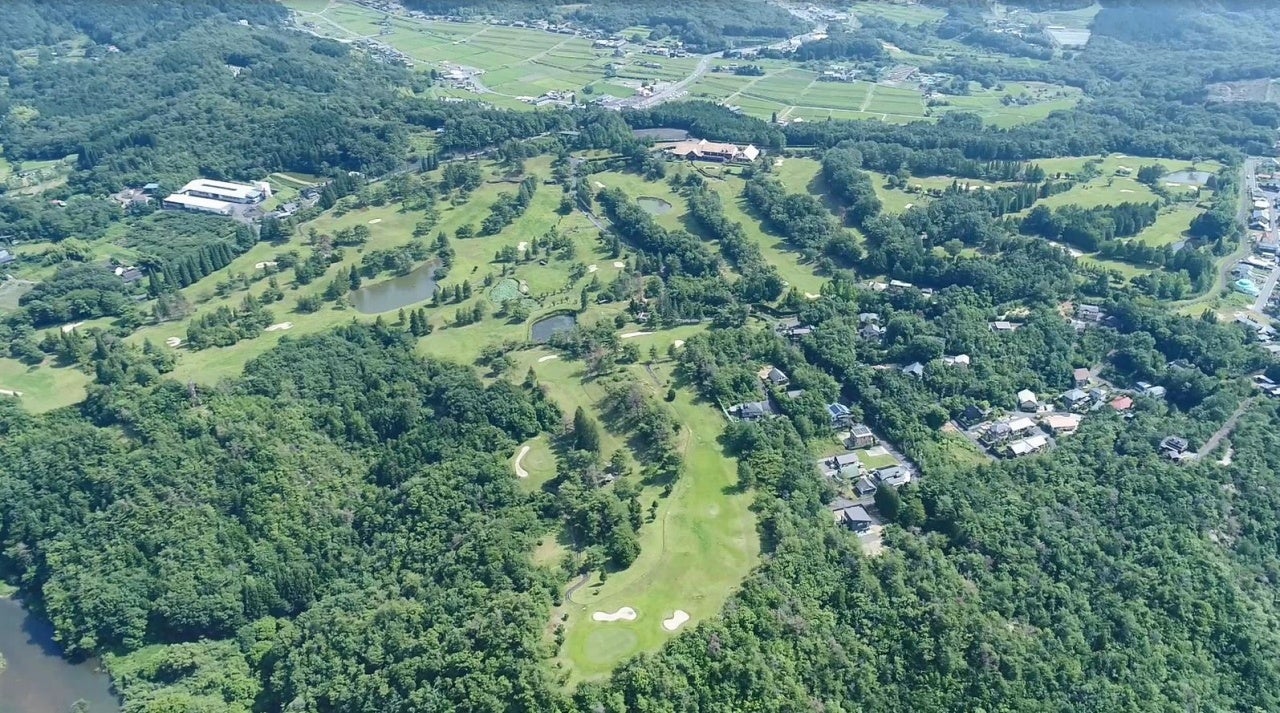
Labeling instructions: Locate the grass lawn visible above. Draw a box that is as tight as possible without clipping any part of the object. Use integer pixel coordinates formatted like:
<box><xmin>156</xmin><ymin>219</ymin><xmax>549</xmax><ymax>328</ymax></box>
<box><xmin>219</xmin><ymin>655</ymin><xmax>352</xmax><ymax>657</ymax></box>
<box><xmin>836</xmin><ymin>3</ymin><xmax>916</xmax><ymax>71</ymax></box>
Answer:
<box><xmin>0</xmin><ymin>357</ymin><xmax>91</xmax><ymax>413</ymax></box>
<box><xmin>1135</xmin><ymin>205</ymin><xmax>1199</xmax><ymax>247</ymax></box>
<box><xmin>553</xmin><ymin>360</ymin><xmax>758</xmax><ymax>683</ymax></box>
<box><xmin>855</xmin><ymin>448</ymin><xmax>898</xmax><ymax>470</ymax></box>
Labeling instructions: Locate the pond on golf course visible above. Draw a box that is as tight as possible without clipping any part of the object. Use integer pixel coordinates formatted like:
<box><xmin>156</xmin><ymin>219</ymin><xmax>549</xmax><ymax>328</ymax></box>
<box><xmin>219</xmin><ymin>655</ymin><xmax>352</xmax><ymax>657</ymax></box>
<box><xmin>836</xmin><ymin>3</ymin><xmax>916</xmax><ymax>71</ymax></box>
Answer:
<box><xmin>350</xmin><ymin>261</ymin><xmax>438</xmax><ymax>314</ymax></box>
<box><xmin>1163</xmin><ymin>170</ymin><xmax>1212</xmax><ymax>186</ymax></box>
<box><xmin>0</xmin><ymin>596</ymin><xmax>120</xmax><ymax>713</ymax></box>
<box><xmin>637</xmin><ymin>197</ymin><xmax>673</xmax><ymax>215</ymax></box>
<box><xmin>530</xmin><ymin>313</ymin><xmax>577</xmax><ymax>343</ymax></box>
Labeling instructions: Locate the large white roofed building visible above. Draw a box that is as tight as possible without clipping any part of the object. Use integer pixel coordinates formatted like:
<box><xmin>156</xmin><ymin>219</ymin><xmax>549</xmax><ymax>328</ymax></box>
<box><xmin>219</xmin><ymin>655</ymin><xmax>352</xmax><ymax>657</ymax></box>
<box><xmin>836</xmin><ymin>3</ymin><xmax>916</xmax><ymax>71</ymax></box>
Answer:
<box><xmin>178</xmin><ymin>178</ymin><xmax>268</xmax><ymax>204</ymax></box>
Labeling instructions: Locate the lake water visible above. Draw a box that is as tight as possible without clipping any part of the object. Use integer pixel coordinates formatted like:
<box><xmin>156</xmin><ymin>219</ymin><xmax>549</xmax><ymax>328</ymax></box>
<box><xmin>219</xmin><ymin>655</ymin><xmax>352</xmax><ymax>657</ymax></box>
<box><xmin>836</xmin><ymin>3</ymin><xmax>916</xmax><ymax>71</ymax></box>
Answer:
<box><xmin>631</xmin><ymin>128</ymin><xmax>688</xmax><ymax>142</ymax></box>
<box><xmin>530</xmin><ymin>313</ymin><xmax>577</xmax><ymax>343</ymax></box>
<box><xmin>637</xmin><ymin>197</ymin><xmax>673</xmax><ymax>215</ymax></box>
<box><xmin>349</xmin><ymin>262</ymin><xmax>438</xmax><ymax>314</ymax></box>
<box><xmin>1163</xmin><ymin>170</ymin><xmax>1212</xmax><ymax>186</ymax></box>
<box><xmin>0</xmin><ymin>597</ymin><xmax>119</xmax><ymax>713</ymax></box>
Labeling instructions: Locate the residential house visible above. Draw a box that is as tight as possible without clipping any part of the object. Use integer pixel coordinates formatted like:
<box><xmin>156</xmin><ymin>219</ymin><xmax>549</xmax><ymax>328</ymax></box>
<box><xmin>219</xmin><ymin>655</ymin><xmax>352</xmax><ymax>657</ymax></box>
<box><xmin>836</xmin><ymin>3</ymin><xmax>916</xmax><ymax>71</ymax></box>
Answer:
<box><xmin>1042</xmin><ymin>413</ymin><xmax>1082</xmax><ymax>436</ymax></box>
<box><xmin>1143</xmin><ymin>385</ymin><xmax>1167</xmax><ymax>399</ymax></box>
<box><xmin>759</xmin><ymin>366</ymin><xmax>790</xmax><ymax>387</ymax></box>
<box><xmin>833</xmin><ymin>503</ymin><xmax>875</xmax><ymax>532</ymax></box>
<box><xmin>985</xmin><ymin>416</ymin><xmax>1037</xmax><ymax>444</ymax></box>
<box><xmin>942</xmin><ymin>354</ymin><xmax>971</xmax><ymax>367</ymax></box>
<box><xmin>902</xmin><ymin>362</ymin><xmax>925</xmax><ymax>378</ymax></box>
<box><xmin>785</xmin><ymin>388</ymin><xmax>806</xmax><ymax>400</ymax></box>
<box><xmin>1006</xmin><ymin>434</ymin><xmax>1050</xmax><ymax>457</ymax></box>
<box><xmin>990</xmin><ymin>320</ymin><xmax>1022</xmax><ymax>333</ymax></box>
<box><xmin>827</xmin><ymin>403</ymin><xmax>853</xmax><ymax>429</ymax></box>
<box><xmin>853</xmin><ymin>476</ymin><xmax>877</xmax><ymax>498</ymax></box>
<box><xmin>1109</xmin><ymin>395</ymin><xmax>1134</xmax><ymax>412</ymax></box>
<box><xmin>780</xmin><ymin>325</ymin><xmax>814</xmax><ymax>341</ymax></box>
<box><xmin>1160</xmin><ymin>436</ymin><xmax>1191</xmax><ymax>461</ymax></box>
<box><xmin>1077</xmin><ymin>304</ymin><xmax>1106</xmax><ymax>322</ymax></box>
<box><xmin>1073</xmin><ymin>367</ymin><xmax>1091</xmax><ymax>387</ymax></box>
<box><xmin>846</xmin><ymin>424</ymin><xmax>876</xmax><ymax>449</ymax></box>
<box><xmin>874</xmin><ymin>465</ymin><xmax>911</xmax><ymax>487</ymax></box>
<box><xmin>730</xmin><ymin>400</ymin><xmax>773</xmax><ymax>422</ymax></box>
<box><xmin>1017</xmin><ymin>389</ymin><xmax>1038</xmax><ymax>411</ymax></box>
<box><xmin>860</xmin><ymin>323</ymin><xmax>886</xmax><ymax>341</ymax></box>
<box><xmin>824</xmin><ymin>453</ymin><xmax>860</xmax><ymax>474</ymax></box>
<box><xmin>858</xmin><ymin>312</ymin><xmax>880</xmax><ymax>324</ymax></box>
<box><xmin>1062</xmin><ymin>388</ymin><xmax>1090</xmax><ymax>409</ymax></box>
<box><xmin>0</xmin><ymin>250</ymin><xmax>14</xmax><ymax>266</ymax></box>
<box><xmin>958</xmin><ymin>404</ymin><xmax>988</xmax><ymax>428</ymax></box>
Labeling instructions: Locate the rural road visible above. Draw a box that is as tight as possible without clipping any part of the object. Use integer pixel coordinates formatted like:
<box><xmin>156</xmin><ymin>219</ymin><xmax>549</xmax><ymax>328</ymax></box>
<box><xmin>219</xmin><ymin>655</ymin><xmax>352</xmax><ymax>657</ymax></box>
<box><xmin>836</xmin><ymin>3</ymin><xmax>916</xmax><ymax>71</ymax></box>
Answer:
<box><xmin>1197</xmin><ymin>396</ymin><xmax>1258</xmax><ymax>458</ymax></box>
<box><xmin>631</xmin><ymin>52</ymin><xmax>717</xmax><ymax>109</ymax></box>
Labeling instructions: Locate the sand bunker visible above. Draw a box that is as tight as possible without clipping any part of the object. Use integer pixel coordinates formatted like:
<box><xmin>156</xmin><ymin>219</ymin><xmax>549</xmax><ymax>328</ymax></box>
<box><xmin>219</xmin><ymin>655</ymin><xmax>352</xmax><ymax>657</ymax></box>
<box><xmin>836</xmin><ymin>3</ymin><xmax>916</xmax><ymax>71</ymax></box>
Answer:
<box><xmin>587</xmin><ymin>264</ymin><xmax>598</xmax><ymax>273</ymax></box>
<box><xmin>517</xmin><ymin>241</ymin><xmax>529</xmax><ymax>252</ymax></box>
<box><xmin>673</xmin><ymin>339</ymin><xmax>685</xmax><ymax>348</ymax></box>
<box><xmin>165</xmin><ymin>337</ymin><xmax>182</xmax><ymax>348</ymax></box>
<box><xmin>662</xmin><ymin>610</ymin><xmax>690</xmax><ymax>631</ymax></box>
<box><xmin>265</xmin><ymin>322</ymin><xmax>294</xmax><ymax>332</ymax></box>
<box><xmin>0</xmin><ymin>389</ymin><xmax>23</xmax><ymax>398</ymax></box>
<box><xmin>537</xmin><ymin>354</ymin><xmax>559</xmax><ymax>363</ymax></box>
<box><xmin>368</xmin><ymin>218</ymin><xmax>383</xmax><ymax>224</ymax></box>
<box><xmin>592</xmin><ymin>607</ymin><xmax>637</xmax><ymax>622</ymax></box>
<box><xmin>1119</xmin><ymin>189</ymin><xmax>1134</xmax><ymax>193</ymax></box>
<box><xmin>513</xmin><ymin>445</ymin><xmax>531</xmax><ymax>478</ymax></box>
<box><xmin>804</xmin><ymin>293</ymin><xmax>820</xmax><ymax>300</ymax></box>
<box><xmin>254</xmin><ymin>261</ymin><xmax>278</xmax><ymax>270</ymax></box>
<box><xmin>593</xmin><ymin>181</ymin><xmax>606</xmax><ymax>189</ymax></box>
<box><xmin>60</xmin><ymin>321</ymin><xmax>84</xmax><ymax>334</ymax></box>
<box><xmin>613</xmin><ymin>261</ymin><xmax>625</xmax><ymax>268</ymax></box>
<box><xmin>621</xmin><ymin>331</ymin><xmax>652</xmax><ymax>339</ymax></box>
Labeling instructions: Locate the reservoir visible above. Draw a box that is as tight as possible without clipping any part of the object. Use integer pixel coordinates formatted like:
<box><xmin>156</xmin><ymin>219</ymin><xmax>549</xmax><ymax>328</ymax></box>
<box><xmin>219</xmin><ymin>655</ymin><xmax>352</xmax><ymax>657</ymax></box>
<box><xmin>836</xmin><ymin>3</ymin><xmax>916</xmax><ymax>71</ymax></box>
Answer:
<box><xmin>0</xmin><ymin>597</ymin><xmax>119</xmax><ymax>713</ymax></box>
<box><xmin>530</xmin><ymin>313</ymin><xmax>577</xmax><ymax>343</ymax></box>
<box><xmin>349</xmin><ymin>262</ymin><xmax>438</xmax><ymax>314</ymax></box>
<box><xmin>1163</xmin><ymin>170</ymin><xmax>1212</xmax><ymax>186</ymax></box>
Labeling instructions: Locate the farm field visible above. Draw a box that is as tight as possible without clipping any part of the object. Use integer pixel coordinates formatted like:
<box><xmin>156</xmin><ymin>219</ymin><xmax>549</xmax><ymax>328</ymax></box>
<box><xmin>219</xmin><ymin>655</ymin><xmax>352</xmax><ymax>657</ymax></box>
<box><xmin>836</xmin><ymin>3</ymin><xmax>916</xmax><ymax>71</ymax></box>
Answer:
<box><xmin>284</xmin><ymin>0</ymin><xmax>697</xmax><ymax>103</ymax></box>
<box><xmin>850</xmin><ymin>1</ymin><xmax>947</xmax><ymax>25</ymax></box>
<box><xmin>551</xmin><ymin>359</ymin><xmax>758</xmax><ymax>683</ymax></box>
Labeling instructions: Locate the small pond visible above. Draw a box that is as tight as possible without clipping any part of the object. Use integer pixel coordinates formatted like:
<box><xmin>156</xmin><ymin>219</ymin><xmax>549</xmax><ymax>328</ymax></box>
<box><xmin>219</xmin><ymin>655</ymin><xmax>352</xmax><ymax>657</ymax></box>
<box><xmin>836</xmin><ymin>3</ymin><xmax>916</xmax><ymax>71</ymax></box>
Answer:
<box><xmin>349</xmin><ymin>262</ymin><xmax>438</xmax><ymax>314</ymax></box>
<box><xmin>530</xmin><ymin>313</ymin><xmax>577</xmax><ymax>343</ymax></box>
<box><xmin>0</xmin><ymin>596</ymin><xmax>120</xmax><ymax>713</ymax></box>
<box><xmin>637</xmin><ymin>197</ymin><xmax>673</xmax><ymax>216</ymax></box>
<box><xmin>1163</xmin><ymin>170</ymin><xmax>1213</xmax><ymax>186</ymax></box>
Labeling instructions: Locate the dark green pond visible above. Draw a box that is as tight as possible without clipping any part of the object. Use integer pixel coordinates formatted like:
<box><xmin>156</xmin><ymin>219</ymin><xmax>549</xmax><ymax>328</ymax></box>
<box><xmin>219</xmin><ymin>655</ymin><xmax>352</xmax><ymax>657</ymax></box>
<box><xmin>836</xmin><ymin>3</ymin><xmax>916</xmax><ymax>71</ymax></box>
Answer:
<box><xmin>0</xmin><ymin>597</ymin><xmax>119</xmax><ymax>713</ymax></box>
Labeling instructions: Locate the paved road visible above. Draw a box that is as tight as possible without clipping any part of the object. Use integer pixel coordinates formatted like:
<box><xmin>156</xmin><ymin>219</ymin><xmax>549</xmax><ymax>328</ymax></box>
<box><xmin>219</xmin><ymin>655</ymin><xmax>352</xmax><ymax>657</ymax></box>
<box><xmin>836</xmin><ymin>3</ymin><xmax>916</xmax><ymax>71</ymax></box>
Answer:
<box><xmin>1197</xmin><ymin>396</ymin><xmax>1259</xmax><ymax>458</ymax></box>
<box><xmin>1172</xmin><ymin>158</ymin><xmax>1254</xmax><ymax>311</ymax></box>
<box><xmin>630</xmin><ymin>52</ymin><xmax>718</xmax><ymax>109</ymax></box>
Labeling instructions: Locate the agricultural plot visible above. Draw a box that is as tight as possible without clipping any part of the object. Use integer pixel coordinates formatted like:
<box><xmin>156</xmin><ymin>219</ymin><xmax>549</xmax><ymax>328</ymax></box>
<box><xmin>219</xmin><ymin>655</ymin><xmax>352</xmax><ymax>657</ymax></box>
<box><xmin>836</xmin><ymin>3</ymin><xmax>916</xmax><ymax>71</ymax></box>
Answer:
<box><xmin>850</xmin><ymin>1</ymin><xmax>947</xmax><ymax>25</ymax></box>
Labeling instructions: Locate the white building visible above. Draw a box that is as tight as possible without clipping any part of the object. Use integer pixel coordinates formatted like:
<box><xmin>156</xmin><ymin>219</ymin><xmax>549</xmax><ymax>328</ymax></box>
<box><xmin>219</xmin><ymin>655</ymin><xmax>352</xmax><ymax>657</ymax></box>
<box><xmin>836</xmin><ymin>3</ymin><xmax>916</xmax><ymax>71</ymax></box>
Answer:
<box><xmin>178</xmin><ymin>178</ymin><xmax>268</xmax><ymax>204</ymax></box>
<box><xmin>161</xmin><ymin>193</ymin><xmax>234</xmax><ymax>216</ymax></box>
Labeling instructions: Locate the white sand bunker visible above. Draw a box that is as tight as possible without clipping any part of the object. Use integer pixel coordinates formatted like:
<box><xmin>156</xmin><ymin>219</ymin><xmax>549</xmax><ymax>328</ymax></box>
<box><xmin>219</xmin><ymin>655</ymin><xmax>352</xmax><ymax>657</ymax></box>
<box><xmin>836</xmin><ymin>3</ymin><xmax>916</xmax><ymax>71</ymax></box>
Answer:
<box><xmin>368</xmin><ymin>218</ymin><xmax>383</xmax><ymax>224</ymax></box>
<box><xmin>662</xmin><ymin>610</ymin><xmax>690</xmax><ymax>631</ymax></box>
<box><xmin>612</xmin><ymin>261</ymin><xmax>625</xmax><ymax>268</ymax></box>
<box><xmin>61</xmin><ymin>321</ymin><xmax>84</xmax><ymax>334</ymax></box>
<box><xmin>517</xmin><ymin>241</ymin><xmax>529</xmax><ymax>252</ymax></box>
<box><xmin>265</xmin><ymin>322</ymin><xmax>294</xmax><ymax>332</ymax></box>
<box><xmin>593</xmin><ymin>181</ymin><xmax>606</xmax><ymax>189</ymax></box>
<box><xmin>165</xmin><ymin>337</ymin><xmax>182</xmax><ymax>348</ymax></box>
<box><xmin>0</xmin><ymin>389</ymin><xmax>23</xmax><ymax>398</ymax></box>
<box><xmin>804</xmin><ymin>292</ymin><xmax>820</xmax><ymax>300</ymax></box>
<box><xmin>1119</xmin><ymin>189</ymin><xmax>1134</xmax><ymax>193</ymax></box>
<box><xmin>254</xmin><ymin>261</ymin><xmax>278</xmax><ymax>269</ymax></box>
<box><xmin>513</xmin><ymin>445</ymin><xmax>531</xmax><ymax>478</ymax></box>
<box><xmin>672</xmin><ymin>339</ymin><xmax>685</xmax><ymax>348</ymax></box>
<box><xmin>587</xmin><ymin>264</ymin><xmax>598</xmax><ymax>273</ymax></box>
<box><xmin>537</xmin><ymin>354</ymin><xmax>559</xmax><ymax>362</ymax></box>
<box><xmin>593</xmin><ymin>607</ymin><xmax>637</xmax><ymax>622</ymax></box>
<box><xmin>621</xmin><ymin>331</ymin><xmax>652</xmax><ymax>339</ymax></box>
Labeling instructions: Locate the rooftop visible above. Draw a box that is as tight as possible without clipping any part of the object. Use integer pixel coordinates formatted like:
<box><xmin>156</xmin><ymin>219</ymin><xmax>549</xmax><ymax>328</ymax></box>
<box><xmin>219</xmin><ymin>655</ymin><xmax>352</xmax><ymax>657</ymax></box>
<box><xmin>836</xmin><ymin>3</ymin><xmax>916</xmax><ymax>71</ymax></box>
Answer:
<box><xmin>180</xmin><ymin>178</ymin><xmax>263</xmax><ymax>201</ymax></box>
